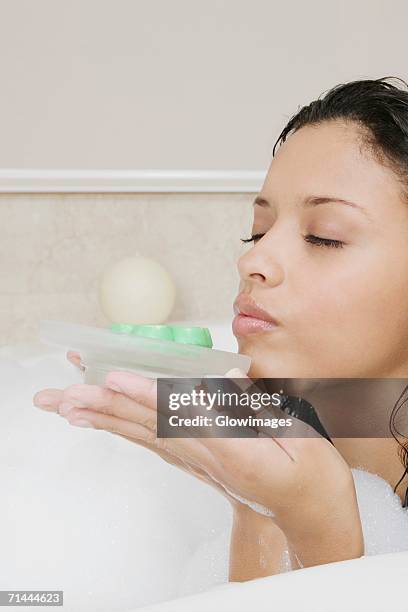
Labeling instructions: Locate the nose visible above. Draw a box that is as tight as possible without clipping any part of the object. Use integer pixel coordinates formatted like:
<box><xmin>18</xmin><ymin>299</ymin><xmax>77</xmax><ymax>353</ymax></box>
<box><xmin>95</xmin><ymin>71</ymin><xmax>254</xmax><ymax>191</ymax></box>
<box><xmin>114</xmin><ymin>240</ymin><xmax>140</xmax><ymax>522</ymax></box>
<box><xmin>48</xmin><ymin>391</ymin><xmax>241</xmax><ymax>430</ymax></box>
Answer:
<box><xmin>237</xmin><ymin>233</ymin><xmax>284</xmax><ymax>288</ymax></box>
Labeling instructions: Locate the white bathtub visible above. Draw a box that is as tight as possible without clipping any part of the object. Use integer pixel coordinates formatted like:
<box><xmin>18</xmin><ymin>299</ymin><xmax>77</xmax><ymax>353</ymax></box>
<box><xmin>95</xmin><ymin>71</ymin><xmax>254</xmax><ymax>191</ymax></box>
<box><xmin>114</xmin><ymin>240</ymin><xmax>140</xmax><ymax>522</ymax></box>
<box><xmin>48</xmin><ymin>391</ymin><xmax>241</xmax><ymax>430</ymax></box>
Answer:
<box><xmin>1</xmin><ymin>320</ymin><xmax>408</xmax><ymax>611</ymax></box>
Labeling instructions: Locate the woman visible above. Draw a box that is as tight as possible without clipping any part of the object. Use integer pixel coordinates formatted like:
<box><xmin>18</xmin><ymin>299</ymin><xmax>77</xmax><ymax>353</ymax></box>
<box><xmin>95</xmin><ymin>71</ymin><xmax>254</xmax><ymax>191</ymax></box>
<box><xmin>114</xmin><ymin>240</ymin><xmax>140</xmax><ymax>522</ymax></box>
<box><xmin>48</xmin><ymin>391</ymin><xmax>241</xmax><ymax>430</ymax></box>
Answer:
<box><xmin>33</xmin><ymin>77</ymin><xmax>408</xmax><ymax>580</ymax></box>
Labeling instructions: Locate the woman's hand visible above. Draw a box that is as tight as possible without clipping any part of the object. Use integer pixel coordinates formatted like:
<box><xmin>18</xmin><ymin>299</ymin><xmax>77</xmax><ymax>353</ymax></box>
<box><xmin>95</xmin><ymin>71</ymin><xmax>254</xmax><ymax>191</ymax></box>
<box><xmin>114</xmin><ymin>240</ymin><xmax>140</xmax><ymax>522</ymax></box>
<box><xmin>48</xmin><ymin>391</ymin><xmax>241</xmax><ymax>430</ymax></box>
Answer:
<box><xmin>33</xmin><ymin>355</ymin><xmax>364</xmax><ymax>568</ymax></box>
<box><xmin>38</xmin><ymin>352</ymin><xmax>245</xmax><ymax>509</ymax></box>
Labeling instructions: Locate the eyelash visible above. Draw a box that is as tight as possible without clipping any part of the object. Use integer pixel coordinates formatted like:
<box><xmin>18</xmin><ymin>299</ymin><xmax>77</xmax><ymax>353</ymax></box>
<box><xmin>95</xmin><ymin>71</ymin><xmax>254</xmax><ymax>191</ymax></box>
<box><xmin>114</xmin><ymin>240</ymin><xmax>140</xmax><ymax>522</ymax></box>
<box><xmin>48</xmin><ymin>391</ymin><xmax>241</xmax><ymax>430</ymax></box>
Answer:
<box><xmin>240</xmin><ymin>233</ymin><xmax>345</xmax><ymax>249</ymax></box>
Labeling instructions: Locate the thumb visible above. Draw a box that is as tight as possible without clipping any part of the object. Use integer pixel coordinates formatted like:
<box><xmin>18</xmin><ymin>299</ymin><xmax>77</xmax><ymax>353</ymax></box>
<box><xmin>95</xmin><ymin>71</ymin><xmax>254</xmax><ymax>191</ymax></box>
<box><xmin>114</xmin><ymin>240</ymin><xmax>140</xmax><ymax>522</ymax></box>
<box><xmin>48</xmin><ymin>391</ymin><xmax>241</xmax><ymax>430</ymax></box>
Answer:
<box><xmin>225</xmin><ymin>367</ymin><xmax>249</xmax><ymax>378</ymax></box>
<box><xmin>224</xmin><ymin>367</ymin><xmax>253</xmax><ymax>393</ymax></box>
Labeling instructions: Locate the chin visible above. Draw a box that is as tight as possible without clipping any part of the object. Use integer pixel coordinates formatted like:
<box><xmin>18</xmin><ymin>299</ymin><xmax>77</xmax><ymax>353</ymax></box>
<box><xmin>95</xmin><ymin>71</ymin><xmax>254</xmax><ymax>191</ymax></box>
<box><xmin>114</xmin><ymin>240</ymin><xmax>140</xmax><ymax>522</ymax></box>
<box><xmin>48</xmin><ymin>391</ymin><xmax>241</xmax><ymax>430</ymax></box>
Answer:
<box><xmin>236</xmin><ymin>340</ymin><xmax>269</xmax><ymax>376</ymax></box>
<box><xmin>237</xmin><ymin>343</ymin><xmax>317</xmax><ymax>379</ymax></box>
<box><xmin>238</xmin><ymin>345</ymin><xmax>283</xmax><ymax>378</ymax></box>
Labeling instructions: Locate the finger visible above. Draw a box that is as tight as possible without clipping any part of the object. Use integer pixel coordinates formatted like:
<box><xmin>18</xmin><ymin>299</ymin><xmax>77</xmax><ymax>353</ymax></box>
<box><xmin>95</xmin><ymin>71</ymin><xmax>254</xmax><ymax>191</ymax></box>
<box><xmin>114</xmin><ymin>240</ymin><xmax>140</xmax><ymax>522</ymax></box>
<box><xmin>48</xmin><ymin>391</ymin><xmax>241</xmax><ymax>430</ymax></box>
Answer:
<box><xmin>58</xmin><ymin>383</ymin><xmax>157</xmax><ymax>430</ymax></box>
<box><xmin>64</xmin><ymin>406</ymin><xmax>157</xmax><ymax>442</ymax></box>
<box><xmin>104</xmin><ymin>371</ymin><xmax>157</xmax><ymax>409</ymax></box>
<box><xmin>60</xmin><ymin>383</ymin><xmax>117</xmax><ymax>410</ymax></box>
<box><xmin>33</xmin><ymin>388</ymin><xmax>64</xmax><ymax>412</ymax></box>
<box><xmin>67</xmin><ymin>351</ymin><xmax>85</xmax><ymax>371</ymax></box>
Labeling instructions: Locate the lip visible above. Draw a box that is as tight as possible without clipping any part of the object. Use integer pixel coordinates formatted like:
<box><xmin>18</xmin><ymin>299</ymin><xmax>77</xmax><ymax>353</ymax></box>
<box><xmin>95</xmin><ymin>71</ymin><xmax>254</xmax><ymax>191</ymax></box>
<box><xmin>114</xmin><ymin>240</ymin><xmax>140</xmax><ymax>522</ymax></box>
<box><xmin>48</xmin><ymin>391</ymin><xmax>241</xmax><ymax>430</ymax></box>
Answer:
<box><xmin>232</xmin><ymin>294</ymin><xmax>280</xmax><ymax>336</ymax></box>
<box><xmin>233</xmin><ymin>294</ymin><xmax>280</xmax><ymax>324</ymax></box>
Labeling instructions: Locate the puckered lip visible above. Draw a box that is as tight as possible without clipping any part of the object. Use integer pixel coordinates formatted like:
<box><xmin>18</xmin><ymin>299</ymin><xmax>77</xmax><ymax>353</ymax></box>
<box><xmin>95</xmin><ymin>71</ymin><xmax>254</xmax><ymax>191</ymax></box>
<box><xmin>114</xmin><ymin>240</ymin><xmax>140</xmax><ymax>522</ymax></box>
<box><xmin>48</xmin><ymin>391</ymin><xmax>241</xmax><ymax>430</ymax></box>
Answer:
<box><xmin>233</xmin><ymin>293</ymin><xmax>280</xmax><ymax>325</ymax></box>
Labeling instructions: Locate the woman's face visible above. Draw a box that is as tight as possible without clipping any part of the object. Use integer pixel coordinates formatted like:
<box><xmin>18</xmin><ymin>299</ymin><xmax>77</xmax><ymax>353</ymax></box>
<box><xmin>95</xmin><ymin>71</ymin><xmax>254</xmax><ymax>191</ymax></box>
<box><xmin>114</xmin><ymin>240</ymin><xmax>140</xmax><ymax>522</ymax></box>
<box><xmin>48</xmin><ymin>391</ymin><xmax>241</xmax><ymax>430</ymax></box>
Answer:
<box><xmin>234</xmin><ymin>120</ymin><xmax>408</xmax><ymax>378</ymax></box>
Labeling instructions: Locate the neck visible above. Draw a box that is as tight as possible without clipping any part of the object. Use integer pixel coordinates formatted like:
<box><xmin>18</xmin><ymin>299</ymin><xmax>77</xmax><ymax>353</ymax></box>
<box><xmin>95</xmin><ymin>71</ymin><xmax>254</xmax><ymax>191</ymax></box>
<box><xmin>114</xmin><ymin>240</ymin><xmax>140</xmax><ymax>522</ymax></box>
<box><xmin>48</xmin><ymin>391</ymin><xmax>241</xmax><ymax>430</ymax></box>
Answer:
<box><xmin>301</xmin><ymin>378</ymin><xmax>408</xmax><ymax>438</ymax></box>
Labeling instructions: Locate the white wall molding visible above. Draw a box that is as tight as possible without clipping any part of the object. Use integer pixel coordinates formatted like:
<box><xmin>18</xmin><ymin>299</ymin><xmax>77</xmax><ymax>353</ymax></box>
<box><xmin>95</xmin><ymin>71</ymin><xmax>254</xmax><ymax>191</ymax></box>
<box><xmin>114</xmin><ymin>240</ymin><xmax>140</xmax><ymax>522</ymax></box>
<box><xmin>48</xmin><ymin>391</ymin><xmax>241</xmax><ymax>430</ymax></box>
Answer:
<box><xmin>0</xmin><ymin>169</ymin><xmax>264</xmax><ymax>193</ymax></box>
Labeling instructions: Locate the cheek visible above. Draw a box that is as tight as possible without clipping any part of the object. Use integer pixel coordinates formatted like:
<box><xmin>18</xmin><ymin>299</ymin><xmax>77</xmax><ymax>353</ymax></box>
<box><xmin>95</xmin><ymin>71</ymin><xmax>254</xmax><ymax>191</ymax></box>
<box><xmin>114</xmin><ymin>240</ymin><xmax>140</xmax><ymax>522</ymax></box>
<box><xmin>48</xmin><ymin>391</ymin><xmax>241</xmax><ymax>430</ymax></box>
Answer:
<box><xmin>294</xmin><ymin>254</ymin><xmax>408</xmax><ymax>374</ymax></box>
<box><xmin>306</xmin><ymin>252</ymin><xmax>408</xmax><ymax>326</ymax></box>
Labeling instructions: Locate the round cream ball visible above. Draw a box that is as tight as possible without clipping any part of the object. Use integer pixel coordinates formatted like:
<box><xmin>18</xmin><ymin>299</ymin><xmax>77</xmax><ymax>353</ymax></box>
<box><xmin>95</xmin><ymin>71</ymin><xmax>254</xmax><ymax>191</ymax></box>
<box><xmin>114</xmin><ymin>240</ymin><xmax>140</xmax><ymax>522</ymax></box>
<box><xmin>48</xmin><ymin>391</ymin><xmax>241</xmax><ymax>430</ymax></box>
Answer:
<box><xmin>99</xmin><ymin>256</ymin><xmax>176</xmax><ymax>324</ymax></box>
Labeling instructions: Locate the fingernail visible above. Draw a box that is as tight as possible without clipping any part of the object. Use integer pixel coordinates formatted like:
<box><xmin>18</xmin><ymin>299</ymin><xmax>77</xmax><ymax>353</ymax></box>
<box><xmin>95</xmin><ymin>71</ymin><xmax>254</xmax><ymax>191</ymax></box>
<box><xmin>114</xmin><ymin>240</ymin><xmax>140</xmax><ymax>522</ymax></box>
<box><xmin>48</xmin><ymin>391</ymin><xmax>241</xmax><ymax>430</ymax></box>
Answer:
<box><xmin>69</xmin><ymin>419</ymin><xmax>94</xmax><ymax>428</ymax></box>
<box><xmin>58</xmin><ymin>402</ymin><xmax>75</xmax><ymax>416</ymax></box>
<box><xmin>33</xmin><ymin>392</ymin><xmax>54</xmax><ymax>408</ymax></box>
<box><xmin>34</xmin><ymin>400</ymin><xmax>52</xmax><ymax>410</ymax></box>
<box><xmin>105</xmin><ymin>382</ymin><xmax>122</xmax><ymax>392</ymax></box>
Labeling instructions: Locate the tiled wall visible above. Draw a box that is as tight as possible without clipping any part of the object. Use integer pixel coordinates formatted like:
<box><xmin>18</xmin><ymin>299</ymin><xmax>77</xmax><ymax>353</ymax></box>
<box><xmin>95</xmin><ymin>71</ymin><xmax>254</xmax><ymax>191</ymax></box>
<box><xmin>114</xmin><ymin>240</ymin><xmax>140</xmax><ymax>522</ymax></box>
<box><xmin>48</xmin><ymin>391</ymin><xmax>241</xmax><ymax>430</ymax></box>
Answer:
<box><xmin>1</xmin><ymin>193</ymin><xmax>254</xmax><ymax>345</ymax></box>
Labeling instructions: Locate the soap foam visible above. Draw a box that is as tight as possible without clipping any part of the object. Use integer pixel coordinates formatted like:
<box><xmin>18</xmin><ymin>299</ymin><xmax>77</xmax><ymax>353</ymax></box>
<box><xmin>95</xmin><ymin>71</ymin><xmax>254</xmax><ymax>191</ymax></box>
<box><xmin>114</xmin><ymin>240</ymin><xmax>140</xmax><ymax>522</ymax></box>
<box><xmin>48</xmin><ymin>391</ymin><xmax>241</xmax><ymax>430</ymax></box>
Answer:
<box><xmin>352</xmin><ymin>467</ymin><xmax>408</xmax><ymax>555</ymax></box>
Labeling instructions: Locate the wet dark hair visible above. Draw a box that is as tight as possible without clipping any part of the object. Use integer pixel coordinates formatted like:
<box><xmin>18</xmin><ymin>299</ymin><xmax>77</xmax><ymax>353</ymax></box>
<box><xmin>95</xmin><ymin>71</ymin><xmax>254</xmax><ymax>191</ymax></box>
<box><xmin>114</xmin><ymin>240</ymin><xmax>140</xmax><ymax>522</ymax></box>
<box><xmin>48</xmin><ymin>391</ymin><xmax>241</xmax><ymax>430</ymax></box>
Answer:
<box><xmin>272</xmin><ymin>77</ymin><xmax>408</xmax><ymax>506</ymax></box>
<box><xmin>273</xmin><ymin>76</ymin><xmax>408</xmax><ymax>198</ymax></box>
<box><xmin>389</xmin><ymin>385</ymin><xmax>408</xmax><ymax>506</ymax></box>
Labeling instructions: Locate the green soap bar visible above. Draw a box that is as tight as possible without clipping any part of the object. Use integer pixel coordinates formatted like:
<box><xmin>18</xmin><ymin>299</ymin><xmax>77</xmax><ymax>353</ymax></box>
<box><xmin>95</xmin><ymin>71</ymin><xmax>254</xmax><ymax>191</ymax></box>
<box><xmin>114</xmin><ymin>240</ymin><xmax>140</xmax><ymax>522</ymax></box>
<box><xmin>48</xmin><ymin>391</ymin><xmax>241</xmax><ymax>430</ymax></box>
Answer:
<box><xmin>131</xmin><ymin>324</ymin><xmax>174</xmax><ymax>341</ymax></box>
<box><xmin>110</xmin><ymin>323</ymin><xmax>213</xmax><ymax>348</ymax></box>
<box><xmin>110</xmin><ymin>323</ymin><xmax>137</xmax><ymax>334</ymax></box>
<box><xmin>171</xmin><ymin>325</ymin><xmax>213</xmax><ymax>348</ymax></box>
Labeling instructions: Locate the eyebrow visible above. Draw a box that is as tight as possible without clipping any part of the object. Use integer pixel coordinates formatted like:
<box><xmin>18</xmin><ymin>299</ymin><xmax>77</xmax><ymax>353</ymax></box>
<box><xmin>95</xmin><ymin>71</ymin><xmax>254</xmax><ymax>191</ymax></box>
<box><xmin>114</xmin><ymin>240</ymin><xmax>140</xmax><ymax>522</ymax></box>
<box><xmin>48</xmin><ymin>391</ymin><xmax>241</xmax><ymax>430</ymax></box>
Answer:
<box><xmin>253</xmin><ymin>195</ymin><xmax>371</xmax><ymax>218</ymax></box>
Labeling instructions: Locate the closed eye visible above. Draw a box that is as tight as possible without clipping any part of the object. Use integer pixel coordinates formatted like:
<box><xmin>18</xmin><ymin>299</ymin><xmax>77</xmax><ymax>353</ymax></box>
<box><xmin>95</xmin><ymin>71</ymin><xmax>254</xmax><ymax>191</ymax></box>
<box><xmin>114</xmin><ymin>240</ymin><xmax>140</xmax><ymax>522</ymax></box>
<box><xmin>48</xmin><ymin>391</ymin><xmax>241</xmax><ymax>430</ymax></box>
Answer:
<box><xmin>240</xmin><ymin>232</ymin><xmax>265</xmax><ymax>244</ymax></box>
<box><xmin>240</xmin><ymin>233</ymin><xmax>345</xmax><ymax>249</ymax></box>
<box><xmin>303</xmin><ymin>234</ymin><xmax>344</xmax><ymax>249</ymax></box>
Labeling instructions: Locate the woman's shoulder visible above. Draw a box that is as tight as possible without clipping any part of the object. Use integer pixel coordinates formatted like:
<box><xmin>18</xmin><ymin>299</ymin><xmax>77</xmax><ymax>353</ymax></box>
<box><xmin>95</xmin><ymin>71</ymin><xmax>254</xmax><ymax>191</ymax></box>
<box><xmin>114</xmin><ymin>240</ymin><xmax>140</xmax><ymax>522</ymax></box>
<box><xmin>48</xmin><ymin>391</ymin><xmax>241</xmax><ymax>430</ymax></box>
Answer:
<box><xmin>351</xmin><ymin>468</ymin><xmax>408</xmax><ymax>555</ymax></box>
